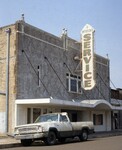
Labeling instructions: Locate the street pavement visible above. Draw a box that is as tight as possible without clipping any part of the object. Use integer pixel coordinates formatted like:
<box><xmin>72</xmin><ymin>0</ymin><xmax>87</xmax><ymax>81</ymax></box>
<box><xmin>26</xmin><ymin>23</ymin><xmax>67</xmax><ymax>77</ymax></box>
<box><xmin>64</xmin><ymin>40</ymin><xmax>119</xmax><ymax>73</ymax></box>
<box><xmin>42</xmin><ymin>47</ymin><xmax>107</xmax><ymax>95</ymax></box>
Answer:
<box><xmin>0</xmin><ymin>130</ymin><xmax>122</xmax><ymax>149</ymax></box>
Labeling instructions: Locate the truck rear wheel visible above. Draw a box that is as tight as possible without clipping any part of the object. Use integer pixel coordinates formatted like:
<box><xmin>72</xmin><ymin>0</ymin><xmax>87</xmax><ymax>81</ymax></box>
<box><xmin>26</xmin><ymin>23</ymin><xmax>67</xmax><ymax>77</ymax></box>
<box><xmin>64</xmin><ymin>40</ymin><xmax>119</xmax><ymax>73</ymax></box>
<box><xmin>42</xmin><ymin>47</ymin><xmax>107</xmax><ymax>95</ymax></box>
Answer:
<box><xmin>79</xmin><ymin>129</ymin><xmax>88</xmax><ymax>141</ymax></box>
<box><xmin>45</xmin><ymin>131</ymin><xmax>57</xmax><ymax>145</ymax></box>
<box><xmin>21</xmin><ymin>139</ymin><xmax>33</xmax><ymax>146</ymax></box>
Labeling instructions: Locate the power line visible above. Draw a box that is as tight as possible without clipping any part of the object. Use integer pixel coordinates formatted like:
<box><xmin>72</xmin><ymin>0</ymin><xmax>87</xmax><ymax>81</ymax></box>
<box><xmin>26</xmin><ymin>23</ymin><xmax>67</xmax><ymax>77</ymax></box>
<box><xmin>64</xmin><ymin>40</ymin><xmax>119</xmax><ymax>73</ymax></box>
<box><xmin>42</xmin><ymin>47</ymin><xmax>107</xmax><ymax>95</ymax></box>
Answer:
<box><xmin>110</xmin><ymin>79</ymin><xmax>121</xmax><ymax>106</ymax></box>
<box><xmin>94</xmin><ymin>73</ymin><xmax>107</xmax><ymax>100</ymax></box>
<box><xmin>44</xmin><ymin>56</ymin><xmax>67</xmax><ymax>91</ymax></box>
<box><xmin>22</xmin><ymin>50</ymin><xmax>51</xmax><ymax>97</ymax></box>
<box><xmin>97</xmin><ymin>72</ymin><xmax>121</xmax><ymax>105</ymax></box>
<box><xmin>96</xmin><ymin>72</ymin><xmax>111</xmax><ymax>99</ymax></box>
<box><xmin>63</xmin><ymin>61</ymin><xmax>92</xmax><ymax>100</ymax></box>
<box><xmin>97</xmin><ymin>72</ymin><xmax>110</xmax><ymax>90</ymax></box>
<box><xmin>82</xmin><ymin>90</ymin><xmax>91</xmax><ymax>100</ymax></box>
<box><xmin>110</xmin><ymin>79</ymin><xmax>117</xmax><ymax>89</ymax></box>
<box><xmin>96</xmin><ymin>85</ymin><xmax>107</xmax><ymax>100</ymax></box>
<box><xmin>63</xmin><ymin>62</ymin><xmax>73</xmax><ymax>74</ymax></box>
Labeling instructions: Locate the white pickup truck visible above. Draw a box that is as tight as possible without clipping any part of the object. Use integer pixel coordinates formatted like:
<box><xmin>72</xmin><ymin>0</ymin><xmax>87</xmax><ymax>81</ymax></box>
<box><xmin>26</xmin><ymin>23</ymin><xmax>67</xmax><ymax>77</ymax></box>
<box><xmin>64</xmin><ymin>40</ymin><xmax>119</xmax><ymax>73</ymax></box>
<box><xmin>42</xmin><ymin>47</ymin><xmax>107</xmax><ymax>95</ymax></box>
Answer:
<box><xmin>14</xmin><ymin>112</ymin><xmax>94</xmax><ymax>146</ymax></box>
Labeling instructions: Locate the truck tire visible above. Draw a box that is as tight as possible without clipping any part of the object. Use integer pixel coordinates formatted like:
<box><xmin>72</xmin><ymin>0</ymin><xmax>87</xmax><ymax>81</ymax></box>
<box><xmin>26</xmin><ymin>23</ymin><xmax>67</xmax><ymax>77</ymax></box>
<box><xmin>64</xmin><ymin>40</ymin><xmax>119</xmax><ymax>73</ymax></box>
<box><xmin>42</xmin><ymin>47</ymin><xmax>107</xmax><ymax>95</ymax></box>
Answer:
<box><xmin>45</xmin><ymin>131</ymin><xmax>57</xmax><ymax>145</ymax></box>
<box><xmin>58</xmin><ymin>138</ymin><xmax>66</xmax><ymax>143</ymax></box>
<box><xmin>79</xmin><ymin>129</ymin><xmax>88</xmax><ymax>141</ymax></box>
<box><xmin>21</xmin><ymin>139</ymin><xmax>33</xmax><ymax>146</ymax></box>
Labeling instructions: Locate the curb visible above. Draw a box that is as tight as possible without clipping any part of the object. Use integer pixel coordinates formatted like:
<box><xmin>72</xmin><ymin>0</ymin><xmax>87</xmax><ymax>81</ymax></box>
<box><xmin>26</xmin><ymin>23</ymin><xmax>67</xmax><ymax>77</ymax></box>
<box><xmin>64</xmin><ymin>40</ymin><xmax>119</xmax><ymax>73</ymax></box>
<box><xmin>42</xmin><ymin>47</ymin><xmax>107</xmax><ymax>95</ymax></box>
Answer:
<box><xmin>0</xmin><ymin>131</ymin><xmax>122</xmax><ymax>148</ymax></box>
<box><xmin>0</xmin><ymin>143</ymin><xmax>21</xmax><ymax>149</ymax></box>
<box><xmin>89</xmin><ymin>131</ymin><xmax>122</xmax><ymax>139</ymax></box>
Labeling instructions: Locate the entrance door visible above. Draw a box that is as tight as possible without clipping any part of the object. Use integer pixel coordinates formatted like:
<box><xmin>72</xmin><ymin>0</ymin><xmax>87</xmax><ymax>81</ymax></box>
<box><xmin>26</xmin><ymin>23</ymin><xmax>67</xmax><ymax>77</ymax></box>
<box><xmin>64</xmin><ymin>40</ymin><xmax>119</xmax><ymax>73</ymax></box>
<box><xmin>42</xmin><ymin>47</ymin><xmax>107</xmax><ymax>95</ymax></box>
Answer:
<box><xmin>72</xmin><ymin>113</ymin><xmax>77</xmax><ymax>122</ymax></box>
<box><xmin>27</xmin><ymin>108</ymin><xmax>41</xmax><ymax>123</ymax></box>
<box><xmin>114</xmin><ymin>113</ymin><xmax>119</xmax><ymax>129</ymax></box>
<box><xmin>61</xmin><ymin>109</ymin><xmax>78</xmax><ymax>122</ymax></box>
<box><xmin>58</xmin><ymin>114</ymin><xmax>73</xmax><ymax>137</ymax></box>
<box><xmin>33</xmin><ymin>108</ymin><xmax>41</xmax><ymax>122</ymax></box>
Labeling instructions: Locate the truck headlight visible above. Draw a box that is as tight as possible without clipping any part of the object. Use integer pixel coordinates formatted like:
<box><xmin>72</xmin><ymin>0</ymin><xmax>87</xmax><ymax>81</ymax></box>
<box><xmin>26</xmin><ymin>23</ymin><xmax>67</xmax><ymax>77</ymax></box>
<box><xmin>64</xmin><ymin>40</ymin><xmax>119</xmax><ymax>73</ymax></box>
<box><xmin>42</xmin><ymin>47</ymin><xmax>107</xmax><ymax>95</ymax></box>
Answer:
<box><xmin>37</xmin><ymin>126</ymin><xmax>43</xmax><ymax>132</ymax></box>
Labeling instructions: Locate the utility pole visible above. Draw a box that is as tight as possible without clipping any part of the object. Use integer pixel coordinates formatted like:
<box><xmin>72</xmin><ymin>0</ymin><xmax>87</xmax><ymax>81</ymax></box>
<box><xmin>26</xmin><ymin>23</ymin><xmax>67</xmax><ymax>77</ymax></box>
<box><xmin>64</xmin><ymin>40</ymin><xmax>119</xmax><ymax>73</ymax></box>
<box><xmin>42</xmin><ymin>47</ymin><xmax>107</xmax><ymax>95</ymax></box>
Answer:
<box><xmin>5</xmin><ymin>28</ymin><xmax>11</xmax><ymax>133</ymax></box>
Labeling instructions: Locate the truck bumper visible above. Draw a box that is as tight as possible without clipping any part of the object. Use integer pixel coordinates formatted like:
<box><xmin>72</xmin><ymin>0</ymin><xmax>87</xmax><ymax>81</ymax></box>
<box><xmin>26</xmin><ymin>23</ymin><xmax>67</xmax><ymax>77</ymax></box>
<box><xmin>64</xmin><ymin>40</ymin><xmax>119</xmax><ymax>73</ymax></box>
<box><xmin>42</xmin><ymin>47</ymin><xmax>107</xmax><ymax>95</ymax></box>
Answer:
<box><xmin>15</xmin><ymin>132</ymin><xmax>48</xmax><ymax>140</ymax></box>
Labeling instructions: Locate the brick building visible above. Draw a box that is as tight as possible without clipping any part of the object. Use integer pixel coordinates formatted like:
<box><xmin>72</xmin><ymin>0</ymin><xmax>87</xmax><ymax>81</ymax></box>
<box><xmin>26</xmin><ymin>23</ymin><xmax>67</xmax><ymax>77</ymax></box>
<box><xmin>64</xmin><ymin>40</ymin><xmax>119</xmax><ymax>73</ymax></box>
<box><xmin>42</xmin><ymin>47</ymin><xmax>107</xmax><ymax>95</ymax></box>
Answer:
<box><xmin>0</xmin><ymin>24</ymin><xmax>17</xmax><ymax>133</ymax></box>
<box><xmin>0</xmin><ymin>19</ymin><xmax>122</xmax><ymax>134</ymax></box>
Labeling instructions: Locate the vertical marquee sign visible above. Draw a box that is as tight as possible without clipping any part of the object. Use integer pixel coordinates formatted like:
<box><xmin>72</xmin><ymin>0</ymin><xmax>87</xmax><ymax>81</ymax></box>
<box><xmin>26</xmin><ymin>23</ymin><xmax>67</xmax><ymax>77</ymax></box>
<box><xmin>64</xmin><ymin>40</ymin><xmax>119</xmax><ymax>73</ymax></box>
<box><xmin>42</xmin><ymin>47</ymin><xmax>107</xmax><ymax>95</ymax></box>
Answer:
<box><xmin>81</xmin><ymin>24</ymin><xmax>95</xmax><ymax>90</ymax></box>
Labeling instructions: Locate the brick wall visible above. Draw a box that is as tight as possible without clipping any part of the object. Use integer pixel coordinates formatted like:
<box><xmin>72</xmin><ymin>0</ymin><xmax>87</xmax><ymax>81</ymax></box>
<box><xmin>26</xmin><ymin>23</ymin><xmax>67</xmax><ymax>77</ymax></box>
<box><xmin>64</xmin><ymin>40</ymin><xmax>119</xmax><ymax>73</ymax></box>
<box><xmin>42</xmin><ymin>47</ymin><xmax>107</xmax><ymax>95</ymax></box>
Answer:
<box><xmin>0</xmin><ymin>24</ymin><xmax>17</xmax><ymax>133</ymax></box>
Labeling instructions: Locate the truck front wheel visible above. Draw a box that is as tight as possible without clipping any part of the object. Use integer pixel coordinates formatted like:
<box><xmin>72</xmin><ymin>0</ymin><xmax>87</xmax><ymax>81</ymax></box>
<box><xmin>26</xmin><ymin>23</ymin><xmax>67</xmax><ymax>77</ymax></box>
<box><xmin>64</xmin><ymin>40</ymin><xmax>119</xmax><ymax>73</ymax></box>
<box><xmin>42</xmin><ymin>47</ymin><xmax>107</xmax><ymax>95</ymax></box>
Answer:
<box><xmin>45</xmin><ymin>131</ymin><xmax>57</xmax><ymax>145</ymax></box>
<box><xmin>58</xmin><ymin>138</ymin><xmax>66</xmax><ymax>143</ymax></box>
<box><xmin>21</xmin><ymin>139</ymin><xmax>33</xmax><ymax>146</ymax></box>
<box><xmin>79</xmin><ymin>129</ymin><xmax>88</xmax><ymax>141</ymax></box>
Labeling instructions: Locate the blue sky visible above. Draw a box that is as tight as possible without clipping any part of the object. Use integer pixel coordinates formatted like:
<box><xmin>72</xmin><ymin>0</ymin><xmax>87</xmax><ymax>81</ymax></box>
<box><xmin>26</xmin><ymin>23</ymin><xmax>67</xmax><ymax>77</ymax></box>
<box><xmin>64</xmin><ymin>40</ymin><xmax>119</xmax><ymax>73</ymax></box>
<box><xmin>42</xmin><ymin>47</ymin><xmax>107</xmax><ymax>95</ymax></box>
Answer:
<box><xmin>0</xmin><ymin>0</ymin><xmax>122</xmax><ymax>88</ymax></box>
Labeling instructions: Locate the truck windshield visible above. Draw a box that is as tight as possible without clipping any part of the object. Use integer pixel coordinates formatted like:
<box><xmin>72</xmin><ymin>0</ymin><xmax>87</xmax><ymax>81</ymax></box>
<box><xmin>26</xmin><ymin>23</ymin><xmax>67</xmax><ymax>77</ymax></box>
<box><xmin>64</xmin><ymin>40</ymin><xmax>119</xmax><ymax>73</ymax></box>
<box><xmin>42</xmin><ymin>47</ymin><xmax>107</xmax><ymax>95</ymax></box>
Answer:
<box><xmin>35</xmin><ymin>114</ymin><xmax>58</xmax><ymax>123</ymax></box>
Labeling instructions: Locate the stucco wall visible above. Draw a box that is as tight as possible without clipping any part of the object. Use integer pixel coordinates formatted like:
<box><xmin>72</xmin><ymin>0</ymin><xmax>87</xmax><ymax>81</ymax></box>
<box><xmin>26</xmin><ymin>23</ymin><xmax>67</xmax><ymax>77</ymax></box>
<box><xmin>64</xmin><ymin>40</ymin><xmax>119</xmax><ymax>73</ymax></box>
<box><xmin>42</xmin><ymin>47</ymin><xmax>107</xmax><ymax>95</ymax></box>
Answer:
<box><xmin>16</xmin><ymin>22</ymin><xmax>110</xmax><ymax>102</ymax></box>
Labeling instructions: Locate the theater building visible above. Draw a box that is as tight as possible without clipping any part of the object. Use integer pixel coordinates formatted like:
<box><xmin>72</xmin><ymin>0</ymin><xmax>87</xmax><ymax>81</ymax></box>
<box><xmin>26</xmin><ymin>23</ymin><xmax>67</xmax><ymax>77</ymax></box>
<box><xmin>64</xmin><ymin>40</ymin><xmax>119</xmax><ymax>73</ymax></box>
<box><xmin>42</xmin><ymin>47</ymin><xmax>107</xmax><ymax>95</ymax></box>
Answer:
<box><xmin>0</xmin><ymin>19</ymin><xmax>122</xmax><ymax>134</ymax></box>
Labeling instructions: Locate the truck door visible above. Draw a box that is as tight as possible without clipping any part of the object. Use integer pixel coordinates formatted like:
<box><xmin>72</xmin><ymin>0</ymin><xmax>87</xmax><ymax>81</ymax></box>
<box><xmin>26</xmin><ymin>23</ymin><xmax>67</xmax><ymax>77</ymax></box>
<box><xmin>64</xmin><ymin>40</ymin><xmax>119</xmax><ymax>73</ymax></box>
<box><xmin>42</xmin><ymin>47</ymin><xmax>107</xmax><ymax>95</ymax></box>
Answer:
<box><xmin>58</xmin><ymin>114</ymin><xmax>73</xmax><ymax>137</ymax></box>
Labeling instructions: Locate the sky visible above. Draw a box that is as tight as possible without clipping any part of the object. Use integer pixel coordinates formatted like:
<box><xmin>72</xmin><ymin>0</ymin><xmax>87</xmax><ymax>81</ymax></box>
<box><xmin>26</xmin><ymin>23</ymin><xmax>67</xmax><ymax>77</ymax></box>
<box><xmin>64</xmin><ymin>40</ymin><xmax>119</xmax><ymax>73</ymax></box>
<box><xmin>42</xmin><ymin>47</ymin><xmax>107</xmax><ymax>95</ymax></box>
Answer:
<box><xmin>0</xmin><ymin>0</ymin><xmax>122</xmax><ymax>89</ymax></box>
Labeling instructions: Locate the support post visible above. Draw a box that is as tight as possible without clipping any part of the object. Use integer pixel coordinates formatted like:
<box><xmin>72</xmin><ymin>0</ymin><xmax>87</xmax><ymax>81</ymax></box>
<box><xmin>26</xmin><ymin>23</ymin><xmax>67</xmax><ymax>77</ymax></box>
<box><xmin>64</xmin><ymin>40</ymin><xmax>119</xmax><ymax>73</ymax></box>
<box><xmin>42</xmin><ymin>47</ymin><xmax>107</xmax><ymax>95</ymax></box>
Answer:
<box><xmin>5</xmin><ymin>28</ymin><xmax>11</xmax><ymax>133</ymax></box>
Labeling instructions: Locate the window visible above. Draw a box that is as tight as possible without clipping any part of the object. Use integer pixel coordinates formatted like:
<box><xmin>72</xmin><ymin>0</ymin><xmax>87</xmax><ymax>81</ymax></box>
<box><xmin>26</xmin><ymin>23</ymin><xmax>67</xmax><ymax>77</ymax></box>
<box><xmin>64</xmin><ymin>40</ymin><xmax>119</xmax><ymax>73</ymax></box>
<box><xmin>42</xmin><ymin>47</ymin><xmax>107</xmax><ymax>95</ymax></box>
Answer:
<box><xmin>35</xmin><ymin>114</ymin><xmax>58</xmax><ymax>123</ymax></box>
<box><xmin>27</xmin><ymin>108</ymin><xmax>31</xmax><ymax>124</ymax></box>
<box><xmin>93</xmin><ymin>114</ymin><xmax>103</xmax><ymax>125</ymax></box>
<box><xmin>66</xmin><ymin>73</ymin><xmax>81</xmax><ymax>93</ymax></box>
<box><xmin>37</xmin><ymin>66</ymin><xmax>41</xmax><ymax>87</ymax></box>
<box><xmin>33</xmin><ymin>108</ymin><xmax>41</xmax><ymax>122</ymax></box>
<box><xmin>60</xmin><ymin>115</ymin><xmax>68</xmax><ymax>122</ymax></box>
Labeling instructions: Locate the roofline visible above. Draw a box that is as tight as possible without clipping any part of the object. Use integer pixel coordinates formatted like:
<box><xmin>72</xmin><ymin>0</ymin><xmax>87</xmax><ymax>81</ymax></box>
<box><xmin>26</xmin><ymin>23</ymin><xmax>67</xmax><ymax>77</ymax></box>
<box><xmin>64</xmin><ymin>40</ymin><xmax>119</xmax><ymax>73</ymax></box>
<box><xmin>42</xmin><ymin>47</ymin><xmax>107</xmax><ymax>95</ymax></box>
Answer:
<box><xmin>0</xmin><ymin>23</ymin><xmax>15</xmax><ymax>30</ymax></box>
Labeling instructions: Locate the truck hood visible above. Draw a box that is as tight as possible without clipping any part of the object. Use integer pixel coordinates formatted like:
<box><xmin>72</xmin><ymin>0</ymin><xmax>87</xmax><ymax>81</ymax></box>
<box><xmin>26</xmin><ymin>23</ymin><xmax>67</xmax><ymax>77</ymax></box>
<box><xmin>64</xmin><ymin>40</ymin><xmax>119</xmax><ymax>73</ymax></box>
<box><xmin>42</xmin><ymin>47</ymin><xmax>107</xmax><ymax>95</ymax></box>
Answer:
<box><xmin>15</xmin><ymin>121</ymin><xmax>56</xmax><ymax>129</ymax></box>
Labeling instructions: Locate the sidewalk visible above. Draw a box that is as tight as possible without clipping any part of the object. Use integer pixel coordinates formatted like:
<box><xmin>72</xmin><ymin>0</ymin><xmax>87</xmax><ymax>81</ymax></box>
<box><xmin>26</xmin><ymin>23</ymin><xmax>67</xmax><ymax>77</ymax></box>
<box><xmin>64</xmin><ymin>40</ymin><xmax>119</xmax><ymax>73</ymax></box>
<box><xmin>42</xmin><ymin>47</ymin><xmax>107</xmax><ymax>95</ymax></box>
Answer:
<box><xmin>89</xmin><ymin>129</ymin><xmax>122</xmax><ymax>139</ymax></box>
<box><xmin>0</xmin><ymin>130</ymin><xmax>122</xmax><ymax>149</ymax></box>
<box><xmin>0</xmin><ymin>134</ymin><xmax>21</xmax><ymax>149</ymax></box>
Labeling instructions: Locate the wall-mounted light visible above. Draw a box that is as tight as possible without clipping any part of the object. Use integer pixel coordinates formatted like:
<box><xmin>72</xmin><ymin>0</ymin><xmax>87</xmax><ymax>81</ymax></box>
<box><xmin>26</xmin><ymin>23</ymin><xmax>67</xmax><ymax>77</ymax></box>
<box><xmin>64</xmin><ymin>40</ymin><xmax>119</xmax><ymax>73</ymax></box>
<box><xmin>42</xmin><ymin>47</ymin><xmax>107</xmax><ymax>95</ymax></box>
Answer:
<box><xmin>74</xmin><ymin>56</ymin><xmax>81</xmax><ymax>61</ymax></box>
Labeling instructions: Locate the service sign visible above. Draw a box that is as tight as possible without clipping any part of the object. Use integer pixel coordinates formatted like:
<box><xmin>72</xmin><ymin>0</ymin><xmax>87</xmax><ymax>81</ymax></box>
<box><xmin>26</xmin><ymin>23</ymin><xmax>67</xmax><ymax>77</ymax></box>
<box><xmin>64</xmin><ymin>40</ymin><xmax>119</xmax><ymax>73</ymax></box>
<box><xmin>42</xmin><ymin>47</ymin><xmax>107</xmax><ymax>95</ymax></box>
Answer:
<box><xmin>81</xmin><ymin>24</ymin><xmax>95</xmax><ymax>90</ymax></box>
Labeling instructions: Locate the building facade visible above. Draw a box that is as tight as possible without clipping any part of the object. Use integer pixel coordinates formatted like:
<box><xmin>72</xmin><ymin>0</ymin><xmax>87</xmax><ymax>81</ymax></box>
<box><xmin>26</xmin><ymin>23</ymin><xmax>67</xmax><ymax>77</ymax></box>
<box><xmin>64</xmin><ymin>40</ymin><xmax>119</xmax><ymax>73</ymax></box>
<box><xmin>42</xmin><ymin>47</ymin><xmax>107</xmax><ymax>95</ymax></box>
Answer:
<box><xmin>111</xmin><ymin>89</ymin><xmax>122</xmax><ymax>129</ymax></box>
<box><xmin>0</xmin><ymin>20</ymin><xmax>121</xmax><ymax>134</ymax></box>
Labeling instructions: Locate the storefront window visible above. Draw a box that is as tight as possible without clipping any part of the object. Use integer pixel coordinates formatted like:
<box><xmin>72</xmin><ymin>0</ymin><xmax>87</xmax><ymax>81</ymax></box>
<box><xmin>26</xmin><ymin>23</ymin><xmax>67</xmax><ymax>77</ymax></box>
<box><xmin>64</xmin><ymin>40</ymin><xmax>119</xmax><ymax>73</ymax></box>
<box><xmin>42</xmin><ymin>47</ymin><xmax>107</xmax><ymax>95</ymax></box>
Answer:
<box><xmin>93</xmin><ymin>114</ymin><xmax>103</xmax><ymax>125</ymax></box>
<box><xmin>33</xmin><ymin>108</ymin><xmax>41</xmax><ymax>122</ymax></box>
<box><xmin>27</xmin><ymin>108</ymin><xmax>31</xmax><ymax>124</ymax></box>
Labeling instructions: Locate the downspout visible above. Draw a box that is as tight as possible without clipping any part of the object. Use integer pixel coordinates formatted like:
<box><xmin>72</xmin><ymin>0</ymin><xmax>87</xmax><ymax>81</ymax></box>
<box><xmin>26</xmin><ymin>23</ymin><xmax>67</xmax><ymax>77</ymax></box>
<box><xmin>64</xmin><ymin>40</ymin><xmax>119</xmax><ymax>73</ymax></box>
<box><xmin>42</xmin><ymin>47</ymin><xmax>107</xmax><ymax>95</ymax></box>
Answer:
<box><xmin>5</xmin><ymin>28</ymin><xmax>11</xmax><ymax>133</ymax></box>
<box><xmin>108</xmin><ymin>58</ymin><xmax>111</xmax><ymax>103</ymax></box>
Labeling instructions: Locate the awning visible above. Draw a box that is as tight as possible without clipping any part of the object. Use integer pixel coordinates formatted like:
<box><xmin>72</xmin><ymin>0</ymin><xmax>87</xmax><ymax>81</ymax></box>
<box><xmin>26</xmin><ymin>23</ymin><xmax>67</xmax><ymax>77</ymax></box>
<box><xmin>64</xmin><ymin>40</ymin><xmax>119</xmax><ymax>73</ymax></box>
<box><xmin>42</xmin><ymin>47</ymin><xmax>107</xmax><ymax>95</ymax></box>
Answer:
<box><xmin>80</xmin><ymin>99</ymin><xmax>113</xmax><ymax>110</ymax></box>
<box><xmin>15</xmin><ymin>98</ymin><xmax>122</xmax><ymax>110</ymax></box>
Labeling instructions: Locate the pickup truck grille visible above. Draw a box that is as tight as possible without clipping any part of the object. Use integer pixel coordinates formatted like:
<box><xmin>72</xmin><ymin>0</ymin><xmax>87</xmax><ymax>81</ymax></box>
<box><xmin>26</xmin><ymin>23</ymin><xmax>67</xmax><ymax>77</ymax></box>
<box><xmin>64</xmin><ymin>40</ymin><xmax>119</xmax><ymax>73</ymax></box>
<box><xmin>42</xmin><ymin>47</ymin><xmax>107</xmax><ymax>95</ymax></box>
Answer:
<box><xmin>18</xmin><ymin>126</ymin><xmax>38</xmax><ymax>134</ymax></box>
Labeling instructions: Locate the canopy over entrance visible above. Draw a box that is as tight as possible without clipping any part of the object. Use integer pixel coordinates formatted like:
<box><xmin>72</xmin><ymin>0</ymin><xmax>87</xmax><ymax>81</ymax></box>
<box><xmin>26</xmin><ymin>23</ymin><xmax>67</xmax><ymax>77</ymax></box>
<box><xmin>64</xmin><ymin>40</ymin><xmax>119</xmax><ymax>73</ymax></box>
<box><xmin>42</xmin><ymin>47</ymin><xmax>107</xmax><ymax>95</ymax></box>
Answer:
<box><xmin>15</xmin><ymin>98</ymin><xmax>122</xmax><ymax>110</ymax></box>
